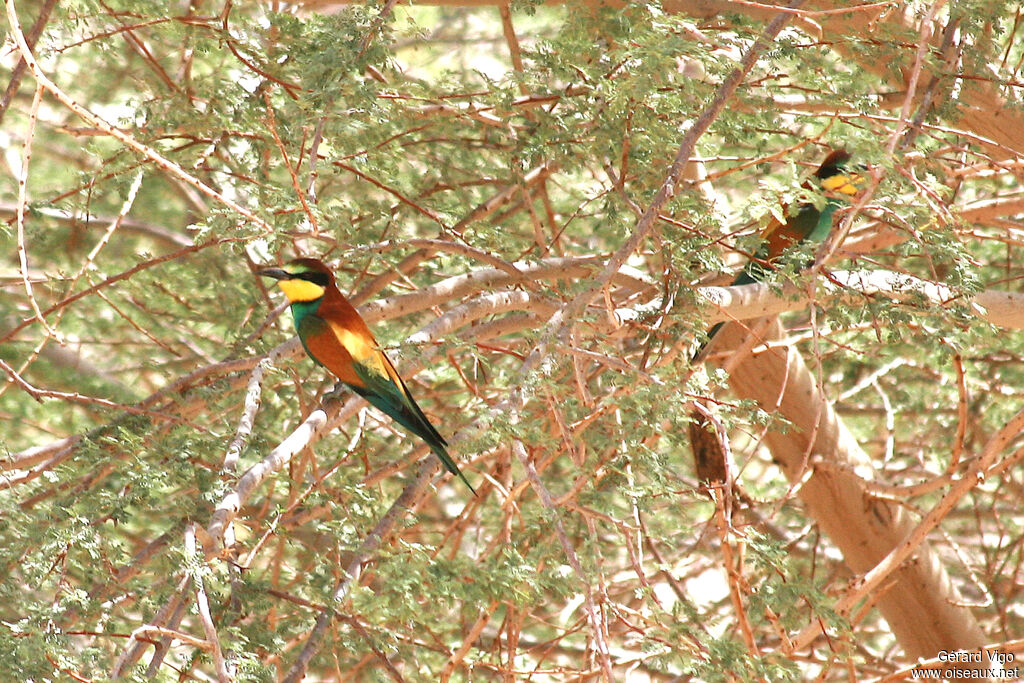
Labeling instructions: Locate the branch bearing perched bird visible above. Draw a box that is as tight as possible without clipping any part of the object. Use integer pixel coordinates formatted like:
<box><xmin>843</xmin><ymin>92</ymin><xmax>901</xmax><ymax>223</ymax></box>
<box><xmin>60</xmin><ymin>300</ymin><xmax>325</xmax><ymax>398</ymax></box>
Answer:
<box><xmin>688</xmin><ymin>149</ymin><xmax>864</xmax><ymax>491</ymax></box>
<box><xmin>259</xmin><ymin>257</ymin><xmax>475</xmax><ymax>494</ymax></box>
<box><xmin>693</xmin><ymin>149</ymin><xmax>864</xmax><ymax>362</ymax></box>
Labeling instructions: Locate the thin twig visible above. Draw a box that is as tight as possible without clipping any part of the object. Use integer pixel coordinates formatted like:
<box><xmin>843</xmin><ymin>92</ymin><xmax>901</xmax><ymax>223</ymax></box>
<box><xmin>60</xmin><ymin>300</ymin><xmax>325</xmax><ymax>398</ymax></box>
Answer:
<box><xmin>0</xmin><ymin>0</ymin><xmax>59</xmax><ymax>124</ymax></box>
<box><xmin>186</xmin><ymin>525</ymin><xmax>231</xmax><ymax>682</ymax></box>
<box><xmin>4</xmin><ymin>0</ymin><xmax>272</xmax><ymax>234</ymax></box>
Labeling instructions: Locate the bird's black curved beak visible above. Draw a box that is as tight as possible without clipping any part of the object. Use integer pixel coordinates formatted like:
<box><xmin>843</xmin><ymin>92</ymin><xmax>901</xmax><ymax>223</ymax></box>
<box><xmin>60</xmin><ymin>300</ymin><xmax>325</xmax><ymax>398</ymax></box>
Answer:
<box><xmin>258</xmin><ymin>267</ymin><xmax>291</xmax><ymax>281</ymax></box>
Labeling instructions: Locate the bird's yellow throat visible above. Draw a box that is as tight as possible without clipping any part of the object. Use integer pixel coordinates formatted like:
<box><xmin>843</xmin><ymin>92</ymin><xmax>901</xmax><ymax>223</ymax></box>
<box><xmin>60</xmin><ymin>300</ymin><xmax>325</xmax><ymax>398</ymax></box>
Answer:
<box><xmin>821</xmin><ymin>173</ymin><xmax>862</xmax><ymax>196</ymax></box>
<box><xmin>277</xmin><ymin>279</ymin><xmax>325</xmax><ymax>302</ymax></box>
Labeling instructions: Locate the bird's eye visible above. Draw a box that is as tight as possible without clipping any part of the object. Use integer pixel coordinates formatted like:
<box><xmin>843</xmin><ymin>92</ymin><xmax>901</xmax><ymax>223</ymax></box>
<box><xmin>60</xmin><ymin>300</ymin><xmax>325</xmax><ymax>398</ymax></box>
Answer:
<box><xmin>293</xmin><ymin>272</ymin><xmax>330</xmax><ymax>287</ymax></box>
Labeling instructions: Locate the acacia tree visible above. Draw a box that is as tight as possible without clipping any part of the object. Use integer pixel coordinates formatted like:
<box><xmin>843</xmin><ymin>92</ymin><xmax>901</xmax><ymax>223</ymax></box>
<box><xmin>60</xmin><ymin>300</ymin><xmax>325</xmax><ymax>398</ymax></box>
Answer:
<box><xmin>2</xmin><ymin>0</ymin><xmax>1024</xmax><ymax>680</ymax></box>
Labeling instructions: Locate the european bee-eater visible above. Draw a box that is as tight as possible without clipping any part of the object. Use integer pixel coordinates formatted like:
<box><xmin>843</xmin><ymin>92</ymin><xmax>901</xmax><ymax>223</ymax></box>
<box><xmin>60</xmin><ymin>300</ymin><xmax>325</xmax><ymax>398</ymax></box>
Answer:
<box><xmin>694</xmin><ymin>149</ymin><xmax>863</xmax><ymax>361</ymax></box>
<box><xmin>259</xmin><ymin>258</ymin><xmax>475</xmax><ymax>493</ymax></box>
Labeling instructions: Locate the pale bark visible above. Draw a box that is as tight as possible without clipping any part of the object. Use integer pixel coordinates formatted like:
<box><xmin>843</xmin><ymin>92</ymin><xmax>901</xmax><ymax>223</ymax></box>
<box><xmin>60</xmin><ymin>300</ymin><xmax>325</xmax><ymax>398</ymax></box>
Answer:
<box><xmin>712</xmin><ymin>316</ymin><xmax>991</xmax><ymax>667</ymax></box>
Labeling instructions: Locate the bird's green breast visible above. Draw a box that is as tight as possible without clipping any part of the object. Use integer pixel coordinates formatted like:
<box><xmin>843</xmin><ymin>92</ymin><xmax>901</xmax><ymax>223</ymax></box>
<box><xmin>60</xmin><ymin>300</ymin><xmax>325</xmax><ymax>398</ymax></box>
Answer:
<box><xmin>785</xmin><ymin>196</ymin><xmax>841</xmax><ymax>245</ymax></box>
<box><xmin>806</xmin><ymin>198</ymin><xmax>841</xmax><ymax>243</ymax></box>
<box><xmin>289</xmin><ymin>298</ymin><xmax>325</xmax><ymax>362</ymax></box>
<box><xmin>288</xmin><ymin>298</ymin><xmax>322</xmax><ymax>331</ymax></box>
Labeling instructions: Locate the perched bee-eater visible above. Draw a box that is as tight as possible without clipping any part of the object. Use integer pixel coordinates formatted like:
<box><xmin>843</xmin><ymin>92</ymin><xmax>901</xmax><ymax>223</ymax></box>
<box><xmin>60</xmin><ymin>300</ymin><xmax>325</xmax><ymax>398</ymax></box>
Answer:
<box><xmin>694</xmin><ymin>149</ymin><xmax>863</xmax><ymax>361</ymax></box>
<box><xmin>260</xmin><ymin>258</ymin><xmax>475</xmax><ymax>493</ymax></box>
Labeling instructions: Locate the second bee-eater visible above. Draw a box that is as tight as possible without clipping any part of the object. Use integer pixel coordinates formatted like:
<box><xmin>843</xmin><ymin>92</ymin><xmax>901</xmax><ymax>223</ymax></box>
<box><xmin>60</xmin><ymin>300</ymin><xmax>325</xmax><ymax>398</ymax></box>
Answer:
<box><xmin>694</xmin><ymin>149</ymin><xmax>863</xmax><ymax>361</ymax></box>
<box><xmin>259</xmin><ymin>258</ymin><xmax>475</xmax><ymax>494</ymax></box>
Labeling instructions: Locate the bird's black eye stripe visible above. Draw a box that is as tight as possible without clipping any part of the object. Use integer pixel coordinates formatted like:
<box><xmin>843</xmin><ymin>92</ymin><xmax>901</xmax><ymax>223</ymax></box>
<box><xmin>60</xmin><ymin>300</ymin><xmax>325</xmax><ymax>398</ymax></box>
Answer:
<box><xmin>293</xmin><ymin>272</ymin><xmax>330</xmax><ymax>287</ymax></box>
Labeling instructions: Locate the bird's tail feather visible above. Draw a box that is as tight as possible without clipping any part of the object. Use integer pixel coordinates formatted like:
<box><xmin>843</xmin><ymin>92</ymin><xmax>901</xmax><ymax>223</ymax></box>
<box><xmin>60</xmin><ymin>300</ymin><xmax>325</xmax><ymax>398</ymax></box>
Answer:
<box><xmin>431</xmin><ymin>444</ymin><xmax>477</xmax><ymax>495</ymax></box>
<box><xmin>352</xmin><ymin>380</ymin><xmax>477</xmax><ymax>494</ymax></box>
